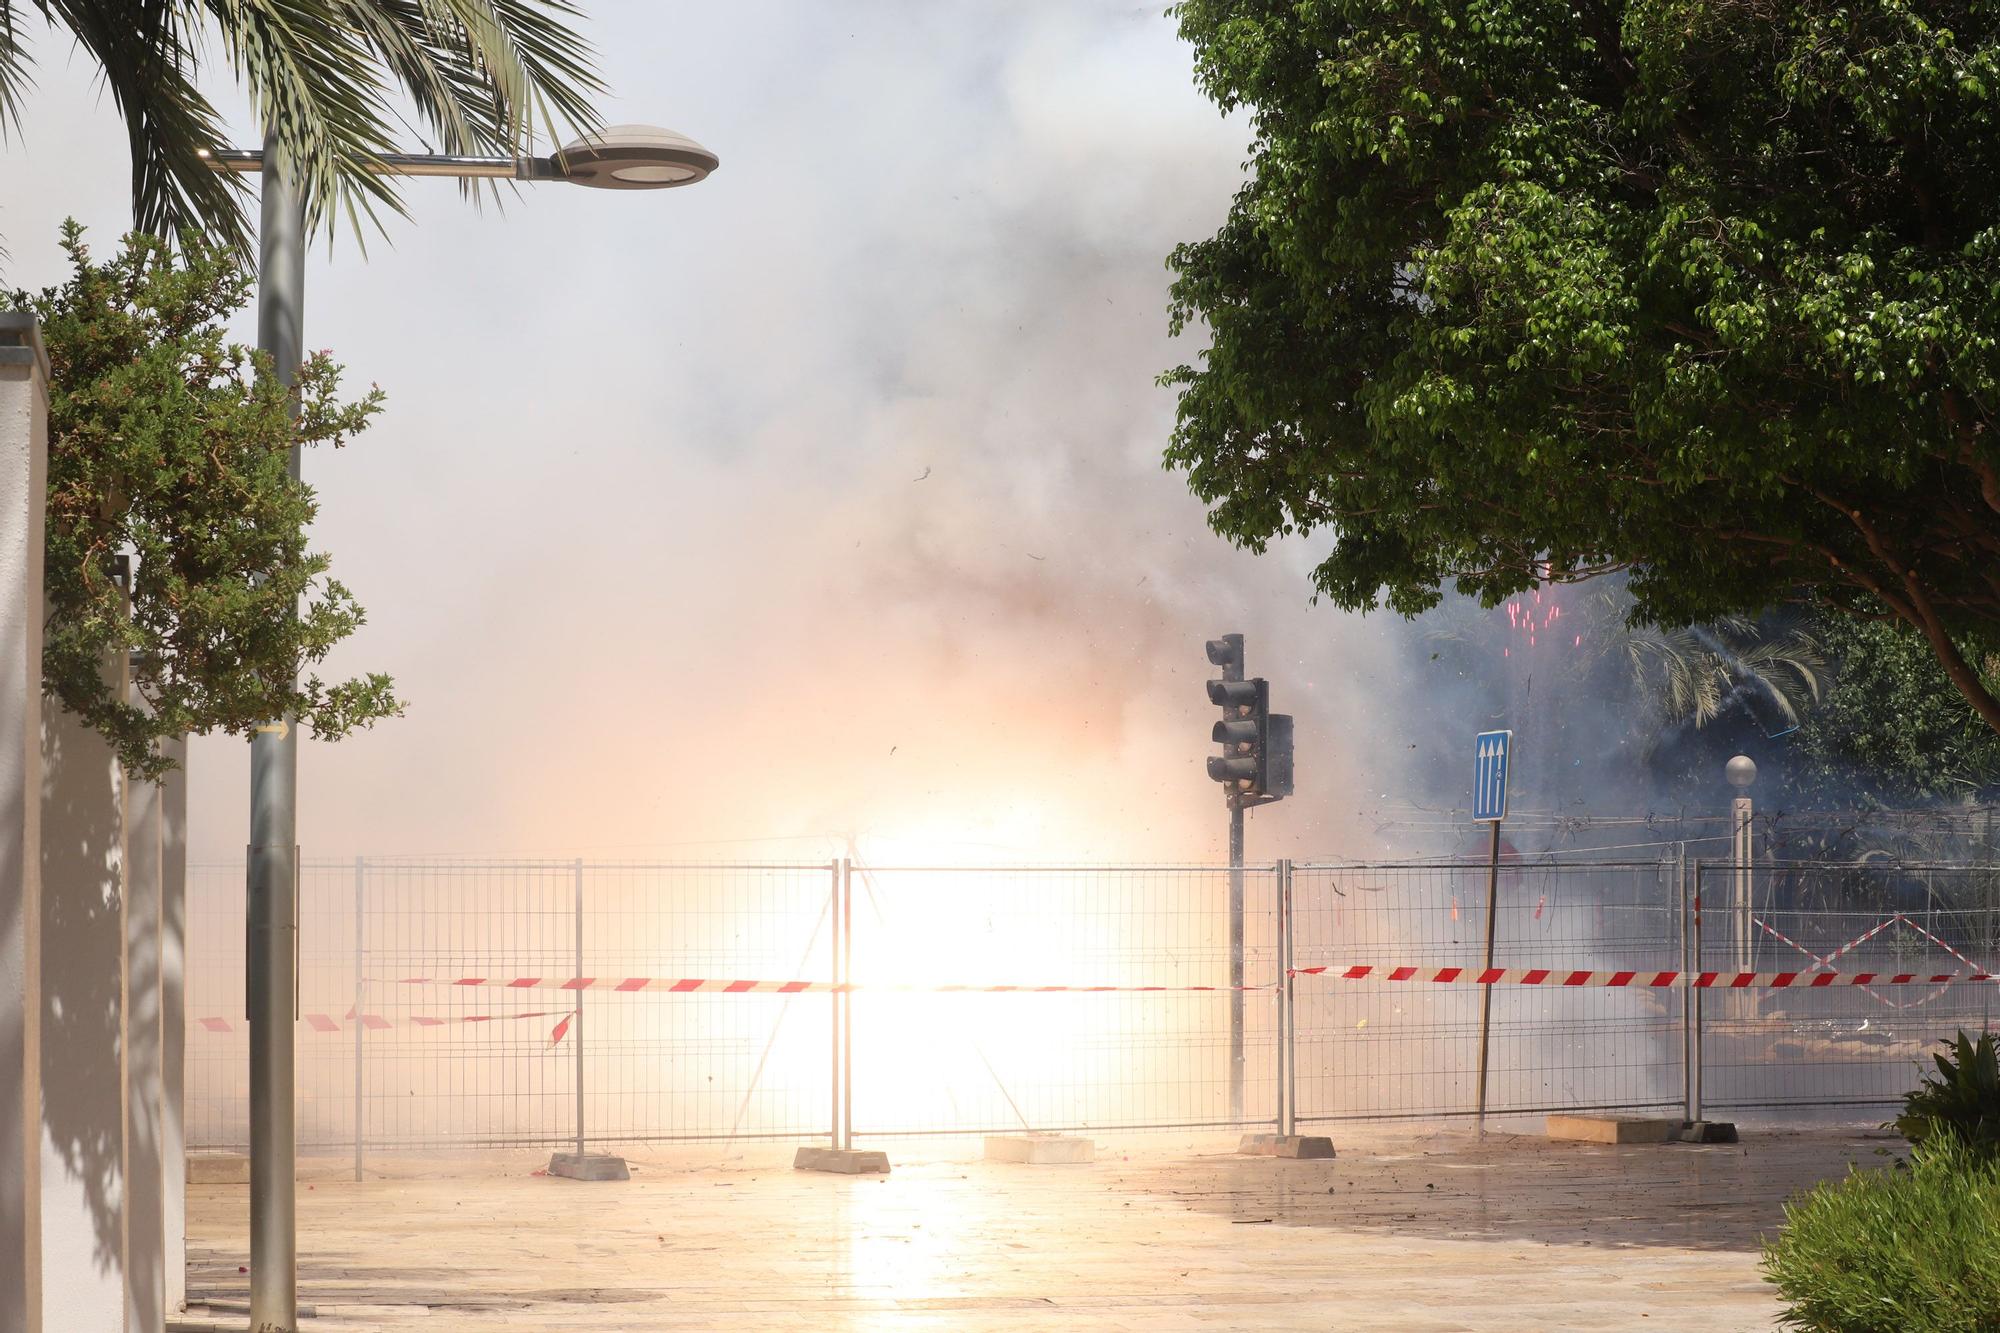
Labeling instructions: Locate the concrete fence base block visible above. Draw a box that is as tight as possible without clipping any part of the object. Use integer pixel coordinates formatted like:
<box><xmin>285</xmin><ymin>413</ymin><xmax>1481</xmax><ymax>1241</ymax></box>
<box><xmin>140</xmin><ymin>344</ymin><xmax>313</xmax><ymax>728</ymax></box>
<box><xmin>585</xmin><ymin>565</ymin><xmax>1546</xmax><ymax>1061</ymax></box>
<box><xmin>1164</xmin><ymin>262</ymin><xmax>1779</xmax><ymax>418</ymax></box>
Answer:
<box><xmin>186</xmin><ymin>1153</ymin><xmax>250</xmax><ymax>1184</ymax></box>
<box><xmin>546</xmin><ymin>1151</ymin><xmax>630</xmax><ymax>1181</ymax></box>
<box><xmin>1673</xmin><ymin>1120</ymin><xmax>1740</xmax><ymax>1144</ymax></box>
<box><xmin>1238</xmin><ymin>1133</ymin><xmax>1337</xmax><ymax>1159</ymax></box>
<box><xmin>984</xmin><ymin>1134</ymin><xmax>1094</xmax><ymax>1164</ymax></box>
<box><xmin>793</xmin><ymin>1146</ymin><xmax>891</xmax><ymax>1175</ymax></box>
<box><xmin>1546</xmin><ymin>1115</ymin><xmax>1683</xmax><ymax>1145</ymax></box>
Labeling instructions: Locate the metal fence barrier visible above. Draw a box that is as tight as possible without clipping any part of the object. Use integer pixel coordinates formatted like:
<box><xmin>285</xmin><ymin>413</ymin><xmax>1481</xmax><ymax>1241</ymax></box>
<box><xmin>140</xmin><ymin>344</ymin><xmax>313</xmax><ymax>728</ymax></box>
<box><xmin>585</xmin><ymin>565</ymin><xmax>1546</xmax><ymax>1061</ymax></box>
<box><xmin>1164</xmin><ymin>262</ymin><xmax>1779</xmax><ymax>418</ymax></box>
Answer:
<box><xmin>184</xmin><ymin>853</ymin><xmax>2000</xmax><ymax>1161</ymax></box>
<box><xmin>1289</xmin><ymin>860</ymin><xmax>1688</xmax><ymax>1126</ymax></box>
<box><xmin>188</xmin><ymin>860</ymin><xmax>838</xmax><ymax>1161</ymax></box>
<box><xmin>1695</xmin><ymin>861</ymin><xmax>2000</xmax><ymax>1116</ymax></box>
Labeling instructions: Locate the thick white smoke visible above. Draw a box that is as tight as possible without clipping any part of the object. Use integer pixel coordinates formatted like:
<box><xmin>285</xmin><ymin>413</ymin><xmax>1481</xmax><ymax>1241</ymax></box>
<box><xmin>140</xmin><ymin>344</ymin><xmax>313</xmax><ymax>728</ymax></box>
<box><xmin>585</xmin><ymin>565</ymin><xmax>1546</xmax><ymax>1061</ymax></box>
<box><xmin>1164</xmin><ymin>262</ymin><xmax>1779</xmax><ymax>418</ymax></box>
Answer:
<box><xmin>1</xmin><ymin>3</ymin><xmax>1412</xmax><ymax>863</ymax></box>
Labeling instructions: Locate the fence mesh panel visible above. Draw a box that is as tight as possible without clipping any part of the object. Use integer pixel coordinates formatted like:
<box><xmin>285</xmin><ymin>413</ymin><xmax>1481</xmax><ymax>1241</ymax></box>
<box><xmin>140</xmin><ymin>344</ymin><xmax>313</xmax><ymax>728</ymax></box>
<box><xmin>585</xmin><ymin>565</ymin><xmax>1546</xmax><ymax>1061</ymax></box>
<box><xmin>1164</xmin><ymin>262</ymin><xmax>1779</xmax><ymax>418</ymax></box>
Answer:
<box><xmin>578</xmin><ymin>862</ymin><xmax>836</xmax><ymax>1145</ymax></box>
<box><xmin>184</xmin><ymin>853</ymin><xmax>2000</xmax><ymax>1153</ymax></box>
<box><xmin>189</xmin><ymin>859</ymin><xmax>837</xmax><ymax>1152</ymax></box>
<box><xmin>1698</xmin><ymin>862</ymin><xmax>2000</xmax><ymax>1113</ymax></box>
<box><xmin>1291</xmin><ymin>860</ymin><xmax>1687</xmax><ymax>1123</ymax></box>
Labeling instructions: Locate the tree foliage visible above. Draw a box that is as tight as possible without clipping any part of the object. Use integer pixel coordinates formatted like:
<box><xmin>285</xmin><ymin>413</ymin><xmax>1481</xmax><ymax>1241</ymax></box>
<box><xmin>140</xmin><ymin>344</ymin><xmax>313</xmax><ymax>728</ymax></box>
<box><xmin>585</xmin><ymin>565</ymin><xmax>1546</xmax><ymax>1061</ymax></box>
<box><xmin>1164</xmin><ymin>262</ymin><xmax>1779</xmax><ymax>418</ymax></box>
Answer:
<box><xmin>6</xmin><ymin>223</ymin><xmax>398</xmax><ymax>777</ymax></box>
<box><xmin>0</xmin><ymin>1</ymin><xmax>603</xmax><ymax>252</ymax></box>
<box><xmin>1165</xmin><ymin>0</ymin><xmax>2000</xmax><ymax>735</ymax></box>
<box><xmin>1790</xmin><ymin>612</ymin><xmax>2000</xmax><ymax>801</ymax></box>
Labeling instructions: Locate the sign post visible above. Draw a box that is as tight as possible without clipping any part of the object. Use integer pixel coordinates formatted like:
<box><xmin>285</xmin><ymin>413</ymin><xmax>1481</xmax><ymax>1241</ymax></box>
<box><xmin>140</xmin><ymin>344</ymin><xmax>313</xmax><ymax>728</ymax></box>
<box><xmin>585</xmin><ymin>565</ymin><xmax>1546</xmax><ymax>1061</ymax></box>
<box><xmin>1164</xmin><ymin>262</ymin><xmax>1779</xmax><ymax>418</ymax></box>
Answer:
<box><xmin>1471</xmin><ymin>730</ymin><xmax>1511</xmax><ymax>1134</ymax></box>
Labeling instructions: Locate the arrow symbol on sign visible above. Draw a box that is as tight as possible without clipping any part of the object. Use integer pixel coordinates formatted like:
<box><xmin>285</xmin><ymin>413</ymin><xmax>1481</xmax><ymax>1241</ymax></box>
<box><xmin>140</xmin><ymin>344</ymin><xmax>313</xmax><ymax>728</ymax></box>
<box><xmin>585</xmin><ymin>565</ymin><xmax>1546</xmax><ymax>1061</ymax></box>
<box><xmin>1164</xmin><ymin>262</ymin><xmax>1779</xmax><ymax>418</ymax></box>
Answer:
<box><xmin>254</xmin><ymin>721</ymin><xmax>290</xmax><ymax>739</ymax></box>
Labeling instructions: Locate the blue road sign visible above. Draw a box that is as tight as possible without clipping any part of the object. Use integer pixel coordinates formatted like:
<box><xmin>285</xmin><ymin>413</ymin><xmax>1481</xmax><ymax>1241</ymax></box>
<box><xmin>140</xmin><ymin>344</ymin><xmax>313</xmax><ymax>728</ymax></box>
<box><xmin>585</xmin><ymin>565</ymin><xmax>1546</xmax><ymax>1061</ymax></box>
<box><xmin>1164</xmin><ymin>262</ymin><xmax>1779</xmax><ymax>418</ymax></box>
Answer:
<box><xmin>1473</xmin><ymin>730</ymin><xmax>1512</xmax><ymax>822</ymax></box>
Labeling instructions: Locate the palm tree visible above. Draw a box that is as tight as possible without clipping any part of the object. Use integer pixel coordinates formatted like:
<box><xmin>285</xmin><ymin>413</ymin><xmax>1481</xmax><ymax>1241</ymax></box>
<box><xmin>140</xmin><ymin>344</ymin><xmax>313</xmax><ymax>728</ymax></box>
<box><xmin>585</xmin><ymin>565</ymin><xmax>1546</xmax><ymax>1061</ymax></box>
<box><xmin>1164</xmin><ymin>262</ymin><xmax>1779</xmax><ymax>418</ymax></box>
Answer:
<box><xmin>0</xmin><ymin>0</ymin><xmax>604</xmax><ymax>251</ymax></box>
<box><xmin>1611</xmin><ymin>613</ymin><xmax>1826</xmax><ymax>734</ymax></box>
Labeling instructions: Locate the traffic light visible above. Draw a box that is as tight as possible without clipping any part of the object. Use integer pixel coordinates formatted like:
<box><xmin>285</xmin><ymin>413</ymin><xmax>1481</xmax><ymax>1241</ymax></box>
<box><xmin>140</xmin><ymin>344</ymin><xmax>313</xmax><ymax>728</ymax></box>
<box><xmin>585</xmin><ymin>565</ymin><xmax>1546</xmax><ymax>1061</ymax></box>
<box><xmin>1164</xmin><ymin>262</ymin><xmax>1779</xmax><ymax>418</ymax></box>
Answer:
<box><xmin>1207</xmin><ymin>677</ymin><xmax>1267</xmax><ymax>788</ymax></box>
<box><xmin>1203</xmin><ymin>634</ymin><xmax>1293</xmax><ymax>804</ymax></box>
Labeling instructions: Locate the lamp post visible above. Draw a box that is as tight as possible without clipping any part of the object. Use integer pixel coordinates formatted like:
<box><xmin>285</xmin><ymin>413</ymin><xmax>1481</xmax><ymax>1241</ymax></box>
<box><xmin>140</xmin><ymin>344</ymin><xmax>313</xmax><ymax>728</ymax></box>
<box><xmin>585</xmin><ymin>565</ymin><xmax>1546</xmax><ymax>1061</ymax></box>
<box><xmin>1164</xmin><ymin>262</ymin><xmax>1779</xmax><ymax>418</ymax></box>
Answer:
<box><xmin>208</xmin><ymin>123</ymin><xmax>717</xmax><ymax>1333</ymax></box>
<box><xmin>1726</xmin><ymin>754</ymin><xmax>1757</xmax><ymax>974</ymax></box>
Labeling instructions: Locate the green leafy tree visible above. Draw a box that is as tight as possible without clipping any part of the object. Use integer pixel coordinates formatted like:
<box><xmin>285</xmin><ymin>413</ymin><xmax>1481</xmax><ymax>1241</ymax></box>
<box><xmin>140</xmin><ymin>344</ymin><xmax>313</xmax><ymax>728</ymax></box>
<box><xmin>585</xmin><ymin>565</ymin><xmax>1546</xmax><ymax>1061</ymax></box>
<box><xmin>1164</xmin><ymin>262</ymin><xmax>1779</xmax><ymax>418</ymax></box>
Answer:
<box><xmin>1165</xmin><ymin>0</ymin><xmax>2000</xmax><ymax>735</ymax></box>
<box><xmin>0</xmin><ymin>0</ymin><xmax>603</xmax><ymax>249</ymax></box>
<box><xmin>1790</xmin><ymin>613</ymin><xmax>2000</xmax><ymax>801</ymax></box>
<box><xmin>6</xmin><ymin>222</ymin><xmax>398</xmax><ymax>777</ymax></box>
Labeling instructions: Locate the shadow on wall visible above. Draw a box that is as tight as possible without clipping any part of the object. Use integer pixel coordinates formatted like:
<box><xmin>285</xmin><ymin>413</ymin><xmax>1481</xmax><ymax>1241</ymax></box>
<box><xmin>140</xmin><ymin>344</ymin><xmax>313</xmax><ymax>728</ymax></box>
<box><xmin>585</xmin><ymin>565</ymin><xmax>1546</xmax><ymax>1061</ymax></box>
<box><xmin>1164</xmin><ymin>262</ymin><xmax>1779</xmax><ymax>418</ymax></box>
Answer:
<box><xmin>39</xmin><ymin>707</ymin><xmax>126</xmax><ymax>1289</ymax></box>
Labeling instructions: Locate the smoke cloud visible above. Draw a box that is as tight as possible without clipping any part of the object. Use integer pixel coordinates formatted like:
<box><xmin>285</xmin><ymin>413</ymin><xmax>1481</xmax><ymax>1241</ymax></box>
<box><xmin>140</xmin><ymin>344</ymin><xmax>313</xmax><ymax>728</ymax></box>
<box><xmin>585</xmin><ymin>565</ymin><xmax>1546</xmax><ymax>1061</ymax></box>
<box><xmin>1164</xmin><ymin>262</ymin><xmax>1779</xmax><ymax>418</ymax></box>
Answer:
<box><xmin>1</xmin><ymin>2</ymin><xmax>1411</xmax><ymax>863</ymax></box>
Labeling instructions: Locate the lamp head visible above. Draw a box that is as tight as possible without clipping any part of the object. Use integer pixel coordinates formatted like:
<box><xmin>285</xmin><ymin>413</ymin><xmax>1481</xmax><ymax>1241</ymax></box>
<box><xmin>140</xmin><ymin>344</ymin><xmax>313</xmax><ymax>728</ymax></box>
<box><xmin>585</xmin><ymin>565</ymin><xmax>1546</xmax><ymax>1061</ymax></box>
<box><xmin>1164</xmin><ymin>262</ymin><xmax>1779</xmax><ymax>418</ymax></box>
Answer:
<box><xmin>551</xmin><ymin>124</ymin><xmax>718</xmax><ymax>189</ymax></box>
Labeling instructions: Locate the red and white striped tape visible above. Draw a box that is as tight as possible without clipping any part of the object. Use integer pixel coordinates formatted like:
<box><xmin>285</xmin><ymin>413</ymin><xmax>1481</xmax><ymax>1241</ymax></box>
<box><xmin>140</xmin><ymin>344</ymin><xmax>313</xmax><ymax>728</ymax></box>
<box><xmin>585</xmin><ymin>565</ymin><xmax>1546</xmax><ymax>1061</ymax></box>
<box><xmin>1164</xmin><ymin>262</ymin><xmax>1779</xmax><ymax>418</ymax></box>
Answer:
<box><xmin>197</xmin><ymin>1008</ymin><xmax>576</xmax><ymax>1045</ymax></box>
<box><xmin>393</xmin><ymin>976</ymin><xmax>1267</xmax><ymax>994</ymax></box>
<box><xmin>1752</xmin><ymin>915</ymin><xmax>1912</xmax><ymax>1008</ymax></box>
<box><xmin>1291</xmin><ymin>964</ymin><xmax>1999</xmax><ymax>988</ymax></box>
<box><xmin>1750</xmin><ymin>912</ymin><xmax>1992</xmax><ymax>1012</ymax></box>
<box><xmin>1882</xmin><ymin>915</ymin><xmax>1987</xmax><ymax>976</ymax></box>
<box><xmin>391</xmin><ymin>964</ymin><xmax>2000</xmax><ymax>994</ymax></box>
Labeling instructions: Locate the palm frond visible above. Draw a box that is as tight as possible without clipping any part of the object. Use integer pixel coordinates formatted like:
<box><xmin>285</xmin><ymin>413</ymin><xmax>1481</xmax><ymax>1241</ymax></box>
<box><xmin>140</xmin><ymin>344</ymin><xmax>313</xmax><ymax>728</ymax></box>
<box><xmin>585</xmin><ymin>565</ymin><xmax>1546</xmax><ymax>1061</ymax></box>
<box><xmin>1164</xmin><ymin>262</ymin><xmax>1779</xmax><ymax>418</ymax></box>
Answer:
<box><xmin>236</xmin><ymin>0</ymin><xmax>606</xmax><ymax>239</ymax></box>
<box><xmin>27</xmin><ymin>0</ymin><xmax>606</xmax><ymax>255</ymax></box>
<box><xmin>41</xmin><ymin>0</ymin><xmax>254</xmax><ymax>249</ymax></box>
<box><xmin>332</xmin><ymin>0</ymin><xmax>604</xmax><ymax>212</ymax></box>
<box><xmin>1620</xmin><ymin>617</ymin><xmax>1825</xmax><ymax>732</ymax></box>
<box><xmin>1</xmin><ymin>0</ymin><xmax>35</xmax><ymax>141</ymax></box>
<box><xmin>204</xmin><ymin>0</ymin><xmax>408</xmax><ymax>241</ymax></box>
<box><xmin>1732</xmin><ymin>629</ymin><xmax>1827</xmax><ymax>726</ymax></box>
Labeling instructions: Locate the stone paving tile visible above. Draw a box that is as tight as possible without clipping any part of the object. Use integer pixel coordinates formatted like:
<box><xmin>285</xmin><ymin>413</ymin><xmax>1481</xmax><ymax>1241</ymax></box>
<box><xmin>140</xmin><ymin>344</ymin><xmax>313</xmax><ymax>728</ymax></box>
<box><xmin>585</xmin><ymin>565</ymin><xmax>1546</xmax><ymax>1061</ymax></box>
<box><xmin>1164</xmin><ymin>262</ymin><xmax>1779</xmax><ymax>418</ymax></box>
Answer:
<box><xmin>184</xmin><ymin>1127</ymin><xmax>1886</xmax><ymax>1331</ymax></box>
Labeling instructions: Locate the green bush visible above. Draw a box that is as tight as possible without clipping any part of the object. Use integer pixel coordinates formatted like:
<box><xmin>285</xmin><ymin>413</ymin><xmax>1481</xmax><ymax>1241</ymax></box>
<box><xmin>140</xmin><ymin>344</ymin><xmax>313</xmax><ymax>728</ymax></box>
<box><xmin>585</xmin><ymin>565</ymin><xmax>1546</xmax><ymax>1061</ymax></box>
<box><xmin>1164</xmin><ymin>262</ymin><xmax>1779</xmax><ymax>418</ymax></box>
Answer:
<box><xmin>1893</xmin><ymin>1032</ymin><xmax>2000</xmax><ymax>1160</ymax></box>
<box><xmin>1762</xmin><ymin>1141</ymin><xmax>2000</xmax><ymax>1332</ymax></box>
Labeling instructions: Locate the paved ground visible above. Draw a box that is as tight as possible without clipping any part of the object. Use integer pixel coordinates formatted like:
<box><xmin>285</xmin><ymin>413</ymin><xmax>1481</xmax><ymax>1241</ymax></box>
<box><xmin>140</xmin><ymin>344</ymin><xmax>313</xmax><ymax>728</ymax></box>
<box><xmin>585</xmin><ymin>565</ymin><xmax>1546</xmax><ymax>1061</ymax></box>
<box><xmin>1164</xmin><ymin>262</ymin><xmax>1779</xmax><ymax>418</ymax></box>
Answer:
<box><xmin>181</xmin><ymin>1126</ymin><xmax>1891</xmax><ymax>1331</ymax></box>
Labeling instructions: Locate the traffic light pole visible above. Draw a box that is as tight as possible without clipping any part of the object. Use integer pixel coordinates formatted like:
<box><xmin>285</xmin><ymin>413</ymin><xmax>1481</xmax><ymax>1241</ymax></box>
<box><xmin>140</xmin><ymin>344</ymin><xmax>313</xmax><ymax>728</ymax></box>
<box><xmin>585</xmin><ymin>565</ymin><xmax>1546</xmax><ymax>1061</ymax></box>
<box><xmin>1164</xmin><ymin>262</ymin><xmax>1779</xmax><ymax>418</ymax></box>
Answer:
<box><xmin>1204</xmin><ymin>631</ymin><xmax>1289</xmax><ymax>1127</ymax></box>
<box><xmin>1228</xmin><ymin>800</ymin><xmax>1245</xmax><ymax>1123</ymax></box>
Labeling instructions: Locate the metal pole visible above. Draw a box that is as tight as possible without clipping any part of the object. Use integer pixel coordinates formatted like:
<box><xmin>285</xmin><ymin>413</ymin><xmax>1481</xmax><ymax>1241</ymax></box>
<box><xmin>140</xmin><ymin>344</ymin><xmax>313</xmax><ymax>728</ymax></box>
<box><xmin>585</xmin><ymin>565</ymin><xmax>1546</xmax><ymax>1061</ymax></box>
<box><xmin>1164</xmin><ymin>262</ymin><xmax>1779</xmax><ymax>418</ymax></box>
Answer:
<box><xmin>1678</xmin><ymin>844</ymin><xmax>1692</xmax><ymax>1124</ymax></box>
<box><xmin>1277</xmin><ymin>859</ymin><xmax>1293</xmax><ymax>1136</ymax></box>
<box><xmin>829</xmin><ymin>861</ymin><xmax>841</xmax><ymax>1146</ymax></box>
<box><xmin>841</xmin><ymin>858</ymin><xmax>853</xmax><ymax>1151</ymax></box>
<box><xmin>247</xmin><ymin>126</ymin><xmax>303</xmax><ymax>1333</ymax></box>
<box><xmin>1732</xmin><ymin>796</ymin><xmax>1754</xmax><ymax>971</ymax></box>
<box><xmin>572</xmin><ymin>858</ymin><xmax>584</xmax><ymax>1160</ymax></box>
<box><xmin>1287</xmin><ymin>860</ymin><xmax>1300</xmax><ymax>1137</ymax></box>
<box><xmin>1473</xmin><ymin>819</ymin><xmax>1502</xmax><ymax>1133</ymax></box>
<box><xmin>1229</xmin><ymin>804</ymin><xmax>1244</xmax><ymax>1123</ymax></box>
<box><xmin>1691</xmin><ymin>864</ymin><xmax>1706</xmax><ymax>1124</ymax></box>
<box><xmin>352</xmin><ymin>857</ymin><xmax>364</xmax><ymax>1184</ymax></box>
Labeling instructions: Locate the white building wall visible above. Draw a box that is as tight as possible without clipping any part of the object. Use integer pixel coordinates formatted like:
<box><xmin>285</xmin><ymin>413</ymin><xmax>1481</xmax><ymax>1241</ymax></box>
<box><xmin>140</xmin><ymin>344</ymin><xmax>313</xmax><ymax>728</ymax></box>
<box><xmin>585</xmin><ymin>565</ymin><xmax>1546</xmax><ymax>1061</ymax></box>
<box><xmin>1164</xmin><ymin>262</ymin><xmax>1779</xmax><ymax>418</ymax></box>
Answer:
<box><xmin>0</xmin><ymin>307</ymin><xmax>50</xmax><ymax>1333</ymax></box>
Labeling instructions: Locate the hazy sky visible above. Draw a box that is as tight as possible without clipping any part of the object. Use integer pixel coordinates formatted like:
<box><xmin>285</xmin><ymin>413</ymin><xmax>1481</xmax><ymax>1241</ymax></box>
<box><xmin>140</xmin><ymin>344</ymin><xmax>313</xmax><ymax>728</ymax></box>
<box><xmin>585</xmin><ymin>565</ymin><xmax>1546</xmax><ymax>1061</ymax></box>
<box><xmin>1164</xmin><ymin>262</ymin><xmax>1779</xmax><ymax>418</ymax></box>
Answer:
<box><xmin>2</xmin><ymin>2</ymin><xmax>1411</xmax><ymax>863</ymax></box>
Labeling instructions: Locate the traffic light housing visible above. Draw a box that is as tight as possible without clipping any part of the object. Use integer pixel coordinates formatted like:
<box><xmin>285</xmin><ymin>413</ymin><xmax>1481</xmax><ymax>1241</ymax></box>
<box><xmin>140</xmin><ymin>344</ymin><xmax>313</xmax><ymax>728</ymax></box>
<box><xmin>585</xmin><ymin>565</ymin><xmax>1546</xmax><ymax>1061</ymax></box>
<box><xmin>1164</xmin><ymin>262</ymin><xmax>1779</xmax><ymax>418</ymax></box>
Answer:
<box><xmin>1206</xmin><ymin>634</ymin><xmax>1244</xmax><ymax>678</ymax></box>
<box><xmin>1207</xmin><ymin>678</ymin><xmax>1265</xmax><ymax>786</ymax></box>
<box><xmin>1203</xmin><ymin>636</ymin><xmax>1294</xmax><ymax>804</ymax></box>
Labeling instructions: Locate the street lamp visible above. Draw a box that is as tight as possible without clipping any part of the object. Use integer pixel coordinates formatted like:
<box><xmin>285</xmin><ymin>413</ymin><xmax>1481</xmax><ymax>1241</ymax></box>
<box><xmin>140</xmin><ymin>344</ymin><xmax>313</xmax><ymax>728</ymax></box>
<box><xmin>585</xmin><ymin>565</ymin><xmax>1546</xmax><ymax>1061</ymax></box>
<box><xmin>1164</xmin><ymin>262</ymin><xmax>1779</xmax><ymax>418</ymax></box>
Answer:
<box><xmin>209</xmin><ymin>121</ymin><xmax>716</xmax><ymax>1333</ymax></box>
<box><xmin>200</xmin><ymin>122</ymin><xmax>721</xmax><ymax>187</ymax></box>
